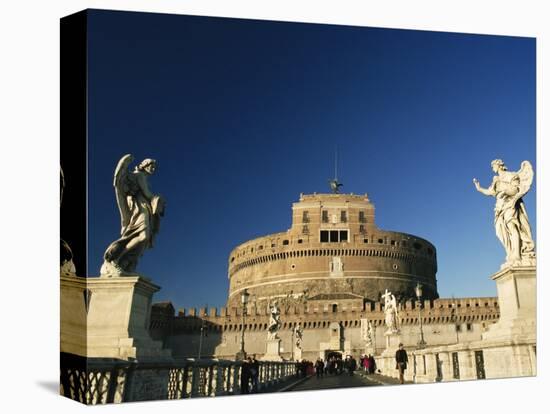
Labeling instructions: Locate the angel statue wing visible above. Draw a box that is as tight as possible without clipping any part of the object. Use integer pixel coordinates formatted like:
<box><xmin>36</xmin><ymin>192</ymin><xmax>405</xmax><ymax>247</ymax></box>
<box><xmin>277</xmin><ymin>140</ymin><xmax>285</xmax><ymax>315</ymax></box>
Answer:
<box><xmin>516</xmin><ymin>160</ymin><xmax>534</xmax><ymax>200</ymax></box>
<box><xmin>113</xmin><ymin>154</ymin><xmax>134</xmax><ymax>234</ymax></box>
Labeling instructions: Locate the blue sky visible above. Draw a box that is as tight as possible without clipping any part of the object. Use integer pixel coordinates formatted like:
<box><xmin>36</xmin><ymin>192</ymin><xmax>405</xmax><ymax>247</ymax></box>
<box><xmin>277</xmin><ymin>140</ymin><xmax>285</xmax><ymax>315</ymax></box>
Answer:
<box><xmin>86</xmin><ymin>10</ymin><xmax>536</xmax><ymax>310</ymax></box>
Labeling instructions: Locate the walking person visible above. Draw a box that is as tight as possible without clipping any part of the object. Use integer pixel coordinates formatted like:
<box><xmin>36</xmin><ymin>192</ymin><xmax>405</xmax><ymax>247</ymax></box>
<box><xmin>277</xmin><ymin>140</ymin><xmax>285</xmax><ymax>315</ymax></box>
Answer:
<box><xmin>363</xmin><ymin>355</ymin><xmax>370</xmax><ymax>374</ymax></box>
<box><xmin>250</xmin><ymin>354</ymin><xmax>260</xmax><ymax>392</ymax></box>
<box><xmin>349</xmin><ymin>356</ymin><xmax>357</xmax><ymax>376</ymax></box>
<box><xmin>240</xmin><ymin>358</ymin><xmax>251</xmax><ymax>394</ymax></box>
<box><xmin>369</xmin><ymin>354</ymin><xmax>376</xmax><ymax>374</ymax></box>
<box><xmin>395</xmin><ymin>343</ymin><xmax>408</xmax><ymax>384</ymax></box>
<box><xmin>315</xmin><ymin>358</ymin><xmax>324</xmax><ymax>378</ymax></box>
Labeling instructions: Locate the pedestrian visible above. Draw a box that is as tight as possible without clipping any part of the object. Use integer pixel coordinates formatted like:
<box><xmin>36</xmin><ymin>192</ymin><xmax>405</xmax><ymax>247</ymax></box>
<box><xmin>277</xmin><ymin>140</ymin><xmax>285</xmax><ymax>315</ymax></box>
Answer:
<box><xmin>369</xmin><ymin>354</ymin><xmax>376</xmax><ymax>374</ymax></box>
<box><xmin>250</xmin><ymin>354</ymin><xmax>259</xmax><ymax>392</ymax></box>
<box><xmin>240</xmin><ymin>358</ymin><xmax>251</xmax><ymax>394</ymax></box>
<box><xmin>315</xmin><ymin>358</ymin><xmax>324</xmax><ymax>378</ymax></box>
<box><xmin>300</xmin><ymin>359</ymin><xmax>307</xmax><ymax>377</ymax></box>
<box><xmin>349</xmin><ymin>356</ymin><xmax>357</xmax><ymax>376</ymax></box>
<box><xmin>395</xmin><ymin>343</ymin><xmax>408</xmax><ymax>384</ymax></box>
<box><xmin>336</xmin><ymin>357</ymin><xmax>343</xmax><ymax>375</ymax></box>
<box><xmin>344</xmin><ymin>356</ymin><xmax>350</xmax><ymax>374</ymax></box>
<box><xmin>363</xmin><ymin>355</ymin><xmax>370</xmax><ymax>373</ymax></box>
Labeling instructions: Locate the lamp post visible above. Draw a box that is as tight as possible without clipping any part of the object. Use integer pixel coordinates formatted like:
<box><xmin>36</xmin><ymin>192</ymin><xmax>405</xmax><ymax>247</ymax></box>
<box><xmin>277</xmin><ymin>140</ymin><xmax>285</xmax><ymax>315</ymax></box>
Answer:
<box><xmin>415</xmin><ymin>283</ymin><xmax>427</xmax><ymax>349</ymax></box>
<box><xmin>197</xmin><ymin>318</ymin><xmax>205</xmax><ymax>359</ymax></box>
<box><xmin>236</xmin><ymin>289</ymin><xmax>249</xmax><ymax>360</ymax></box>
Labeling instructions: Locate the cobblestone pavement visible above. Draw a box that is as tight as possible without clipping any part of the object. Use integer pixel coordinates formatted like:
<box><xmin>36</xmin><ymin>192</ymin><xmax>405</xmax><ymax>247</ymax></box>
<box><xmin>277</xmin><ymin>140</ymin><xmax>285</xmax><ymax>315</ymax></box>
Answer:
<box><xmin>282</xmin><ymin>372</ymin><xmax>382</xmax><ymax>392</ymax></box>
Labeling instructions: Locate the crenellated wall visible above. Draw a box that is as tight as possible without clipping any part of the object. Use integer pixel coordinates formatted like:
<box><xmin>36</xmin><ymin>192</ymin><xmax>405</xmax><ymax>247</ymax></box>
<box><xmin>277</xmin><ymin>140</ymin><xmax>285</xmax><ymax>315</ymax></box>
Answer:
<box><xmin>150</xmin><ymin>297</ymin><xmax>500</xmax><ymax>360</ymax></box>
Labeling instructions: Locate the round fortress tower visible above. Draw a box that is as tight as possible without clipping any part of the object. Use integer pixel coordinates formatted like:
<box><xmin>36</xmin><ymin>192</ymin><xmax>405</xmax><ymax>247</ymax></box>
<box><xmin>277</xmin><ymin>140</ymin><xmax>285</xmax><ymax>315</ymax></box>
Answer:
<box><xmin>227</xmin><ymin>193</ymin><xmax>438</xmax><ymax>308</ymax></box>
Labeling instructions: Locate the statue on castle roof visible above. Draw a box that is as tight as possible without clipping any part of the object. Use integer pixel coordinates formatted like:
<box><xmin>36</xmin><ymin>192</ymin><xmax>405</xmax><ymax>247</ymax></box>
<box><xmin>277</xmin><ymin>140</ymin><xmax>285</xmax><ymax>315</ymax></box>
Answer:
<box><xmin>473</xmin><ymin>159</ymin><xmax>536</xmax><ymax>268</ymax></box>
<box><xmin>100</xmin><ymin>154</ymin><xmax>165</xmax><ymax>276</ymax></box>
<box><xmin>328</xmin><ymin>178</ymin><xmax>343</xmax><ymax>194</ymax></box>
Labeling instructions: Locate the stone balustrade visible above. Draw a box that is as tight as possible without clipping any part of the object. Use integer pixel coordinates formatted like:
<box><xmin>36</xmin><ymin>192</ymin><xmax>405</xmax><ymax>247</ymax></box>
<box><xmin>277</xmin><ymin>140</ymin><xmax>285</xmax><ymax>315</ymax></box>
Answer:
<box><xmin>60</xmin><ymin>352</ymin><xmax>297</xmax><ymax>404</ymax></box>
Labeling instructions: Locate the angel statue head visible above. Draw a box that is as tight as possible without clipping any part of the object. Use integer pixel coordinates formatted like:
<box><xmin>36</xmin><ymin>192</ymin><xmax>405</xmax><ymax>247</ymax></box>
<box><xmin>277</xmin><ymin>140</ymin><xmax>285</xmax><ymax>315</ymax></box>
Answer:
<box><xmin>137</xmin><ymin>158</ymin><xmax>157</xmax><ymax>175</ymax></box>
<box><xmin>490</xmin><ymin>159</ymin><xmax>506</xmax><ymax>172</ymax></box>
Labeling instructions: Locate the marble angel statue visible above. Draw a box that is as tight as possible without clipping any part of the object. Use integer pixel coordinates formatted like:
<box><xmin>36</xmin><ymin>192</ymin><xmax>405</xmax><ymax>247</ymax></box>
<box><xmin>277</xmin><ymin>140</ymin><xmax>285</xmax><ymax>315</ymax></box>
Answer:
<box><xmin>100</xmin><ymin>154</ymin><xmax>165</xmax><ymax>276</ymax></box>
<box><xmin>383</xmin><ymin>289</ymin><xmax>400</xmax><ymax>334</ymax></box>
<box><xmin>473</xmin><ymin>159</ymin><xmax>535</xmax><ymax>268</ymax></box>
<box><xmin>267</xmin><ymin>302</ymin><xmax>282</xmax><ymax>340</ymax></box>
<box><xmin>294</xmin><ymin>323</ymin><xmax>304</xmax><ymax>349</ymax></box>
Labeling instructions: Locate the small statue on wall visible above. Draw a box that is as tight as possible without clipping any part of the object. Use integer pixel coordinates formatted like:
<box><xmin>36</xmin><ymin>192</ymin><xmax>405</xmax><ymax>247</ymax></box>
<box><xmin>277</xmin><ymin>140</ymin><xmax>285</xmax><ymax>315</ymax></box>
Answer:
<box><xmin>382</xmin><ymin>289</ymin><xmax>400</xmax><ymax>334</ymax></box>
<box><xmin>473</xmin><ymin>159</ymin><xmax>535</xmax><ymax>268</ymax></box>
<box><xmin>294</xmin><ymin>323</ymin><xmax>303</xmax><ymax>349</ymax></box>
<box><xmin>267</xmin><ymin>302</ymin><xmax>282</xmax><ymax>340</ymax></box>
<box><xmin>361</xmin><ymin>319</ymin><xmax>374</xmax><ymax>347</ymax></box>
<box><xmin>101</xmin><ymin>154</ymin><xmax>165</xmax><ymax>276</ymax></box>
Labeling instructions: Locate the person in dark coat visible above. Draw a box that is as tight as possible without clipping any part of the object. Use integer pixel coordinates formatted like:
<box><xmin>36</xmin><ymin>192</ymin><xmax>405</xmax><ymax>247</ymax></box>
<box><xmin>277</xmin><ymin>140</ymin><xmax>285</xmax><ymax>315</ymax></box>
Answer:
<box><xmin>250</xmin><ymin>355</ymin><xmax>260</xmax><ymax>392</ymax></box>
<box><xmin>349</xmin><ymin>356</ymin><xmax>357</xmax><ymax>375</ymax></box>
<box><xmin>240</xmin><ymin>358</ymin><xmax>251</xmax><ymax>394</ymax></box>
<box><xmin>368</xmin><ymin>354</ymin><xmax>376</xmax><ymax>374</ymax></box>
<box><xmin>395</xmin><ymin>343</ymin><xmax>408</xmax><ymax>384</ymax></box>
<box><xmin>315</xmin><ymin>358</ymin><xmax>325</xmax><ymax>378</ymax></box>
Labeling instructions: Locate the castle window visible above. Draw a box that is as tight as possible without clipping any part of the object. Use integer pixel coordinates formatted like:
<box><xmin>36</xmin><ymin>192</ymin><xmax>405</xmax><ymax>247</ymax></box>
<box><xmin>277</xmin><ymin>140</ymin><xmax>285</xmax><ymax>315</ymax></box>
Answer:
<box><xmin>339</xmin><ymin>230</ymin><xmax>348</xmax><ymax>242</ymax></box>
<box><xmin>283</xmin><ymin>240</ymin><xmax>289</xmax><ymax>246</ymax></box>
<box><xmin>363</xmin><ymin>238</ymin><xmax>369</xmax><ymax>243</ymax></box>
<box><xmin>322</xmin><ymin>210</ymin><xmax>329</xmax><ymax>223</ymax></box>
<box><xmin>359</xmin><ymin>211</ymin><xmax>366</xmax><ymax>223</ymax></box>
<box><xmin>390</xmin><ymin>240</ymin><xmax>396</xmax><ymax>246</ymax></box>
<box><xmin>332</xmin><ymin>304</ymin><xmax>338</xmax><ymax>313</ymax></box>
<box><xmin>302</xmin><ymin>225</ymin><xmax>309</xmax><ymax>235</ymax></box>
<box><xmin>378</xmin><ymin>238</ymin><xmax>384</xmax><ymax>244</ymax></box>
<box><xmin>302</xmin><ymin>211</ymin><xmax>310</xmax><ymax>223</ymax></box>
<box><xmin>340</xmin><ymin>211</ymin><xmax>347</xmax><ymax>223</ymax></box>
<box><xmin>271</xmin><ymin>243</ymin><xmax>276</xmax><ymax>248</ymax></box>
<box><xmin>321</xmin><ymin>230</ymin><xmax>348</xmax><ymax>243</ymax></box>
<box><xmin>359</xmin><ymin>224</ymin><xmax>365</xmax><ymax>234</ymax></box>
<box><xmin>298</xmin><ymin>239</ymin><xmax>303</xmax><ymax>244</ymax></box>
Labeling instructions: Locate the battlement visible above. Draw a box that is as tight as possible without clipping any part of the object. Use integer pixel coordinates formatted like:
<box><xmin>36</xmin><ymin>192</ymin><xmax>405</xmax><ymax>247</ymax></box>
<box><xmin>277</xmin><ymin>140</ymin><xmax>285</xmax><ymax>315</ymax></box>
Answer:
<box><xmin>151</xmin><ymin>296</ymin><xmax>500</xmax><ymax>334</ymax></box>
<box><xmin>172</xmin><ymin>297</ymin><xmax>499</xmax><ymax>317</ymax></box>
<box><xmin>298</xmin><ymin>193</ymin><xmax>370</xmax><ymax>203</ymax></box>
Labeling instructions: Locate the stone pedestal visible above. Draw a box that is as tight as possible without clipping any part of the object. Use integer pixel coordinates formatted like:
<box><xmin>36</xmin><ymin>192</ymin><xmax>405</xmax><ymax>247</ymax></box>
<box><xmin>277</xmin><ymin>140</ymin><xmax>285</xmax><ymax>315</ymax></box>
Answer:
<box><xmin>294</xmin><ymin>347</ymin><xmax>303</xmax><ymax>362</ymax></box>
<box><xmin>483</xmin><ymin>265</ymin><xmax>536</xmax><ymax>342</ymax></box>
<box><xmin>61</xmin><ymin>274</ymin><xmax>172</xmax><ymax>361</ymax></box>
<box><xmin>384</xmin><ymin>331</ymin><xmax>402</xmax><ymax>351</ymax></box>
<box><xmin>262</xmin><ymin>338</ymin><xmax>283</xmax><ymax>361</ymax></box>
<box><xmin>479</xmin><ymin>265</ymin><xmax>536</xmax><ymax>378</ymax></box>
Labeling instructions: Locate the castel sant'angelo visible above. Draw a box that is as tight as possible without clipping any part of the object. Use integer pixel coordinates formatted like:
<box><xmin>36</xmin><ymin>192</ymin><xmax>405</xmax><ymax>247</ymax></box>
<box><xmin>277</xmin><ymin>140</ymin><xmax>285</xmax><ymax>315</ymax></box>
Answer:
<box><xmin>227</xmin><ymin>191</ymin><xmax>438</xmax><ymax>309</ymax></box>
<box><xmin>150</xmin><ymin>186</ymin><xmax>499</xmax><ymax>361</ymax></box>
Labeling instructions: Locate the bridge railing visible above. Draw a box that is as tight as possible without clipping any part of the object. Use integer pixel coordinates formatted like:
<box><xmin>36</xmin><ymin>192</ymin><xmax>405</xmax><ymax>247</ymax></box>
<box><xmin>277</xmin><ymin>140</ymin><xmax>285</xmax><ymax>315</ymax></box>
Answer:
<box><xmin>60</xmin><ymin>352</ymin><xmax>297</xmax><ymax>404</ymax></box>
